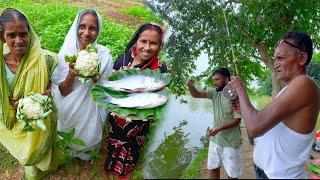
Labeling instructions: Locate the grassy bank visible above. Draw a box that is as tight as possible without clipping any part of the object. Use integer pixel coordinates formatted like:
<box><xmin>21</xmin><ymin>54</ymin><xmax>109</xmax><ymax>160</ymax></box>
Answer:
<box><xmin>0</xmin><ymin>0</ymin><xmax>163</xmax><ymax>179</ymax></box>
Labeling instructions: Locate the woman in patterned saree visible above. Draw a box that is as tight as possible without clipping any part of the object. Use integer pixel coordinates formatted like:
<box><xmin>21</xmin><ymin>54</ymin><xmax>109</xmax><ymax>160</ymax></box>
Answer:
<box><xmin>105</xmin><ymin>23</ymin><xmax>168</xmax><ymax>179</ymax></box>
<box><xmin>0</xmin><ymin>8</ymin><xmax>59</xmax><ymax>179</ymax></box>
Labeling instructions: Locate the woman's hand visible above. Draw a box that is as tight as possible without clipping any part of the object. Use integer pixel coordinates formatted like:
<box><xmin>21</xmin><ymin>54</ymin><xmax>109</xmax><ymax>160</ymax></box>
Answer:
<box><xmin>90</xmin><ymin>76</ymin><xmax>99</xmax><ymax>84</ymax></box>
<box><xmin>9</xmin><ymin>98</ymin><xmax>19</xmax><ymax>109</ymax></box>
<box><xmin>68</xmin><ymin>62</ymin><xmax>79</xmax><ymax>77</ymax></box>
<box><xmin>42</xmin><ymin>83</ymin><xmax>52</xmax><ymax>98</ymax></box>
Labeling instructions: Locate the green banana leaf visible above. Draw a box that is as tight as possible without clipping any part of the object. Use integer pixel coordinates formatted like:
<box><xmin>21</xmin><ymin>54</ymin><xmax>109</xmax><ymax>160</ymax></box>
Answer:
<box><xmin>309</xmin><ymin>163</ymin><xmax>320</xmax><ymax>175</ymax></box>
<box><xmin>90</xmin><ymin>68</ymin><xmax>170</xmax><ymax>121</ymax></box>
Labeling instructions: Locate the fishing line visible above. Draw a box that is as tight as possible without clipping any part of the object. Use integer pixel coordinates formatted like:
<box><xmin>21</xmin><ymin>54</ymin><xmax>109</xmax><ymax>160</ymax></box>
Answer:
<box><xmin>221</xmin><ymin>1</ymin><xmax>239</xmax><ymax>76</ymax></box>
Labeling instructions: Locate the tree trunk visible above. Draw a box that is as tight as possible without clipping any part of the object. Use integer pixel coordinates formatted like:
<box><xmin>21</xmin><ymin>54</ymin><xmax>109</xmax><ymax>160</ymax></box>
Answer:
<box><xmin>270</xmin><ymin>68</ymin><xmax>282</xmax><ymax>98</ymax></box>
<box><xmin>264</xmin><ymin>60</ymin><xmax>282</xmax><ymax>98</ymax></box>
<box><xmin>257</xmin><ymin>44</ymin><xmax>282</xmax><ymax>98</ymax></box>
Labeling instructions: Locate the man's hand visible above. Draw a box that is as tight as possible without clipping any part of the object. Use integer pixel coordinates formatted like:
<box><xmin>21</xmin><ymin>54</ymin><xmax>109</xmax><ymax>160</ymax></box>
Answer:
<box><xmin>208</xmin><ymin>127</ymin><xmax>220</xmax><ymax>137</ymax></box>
<box><xmin>186</xmin><ymin>78</ymin><xmax>194</xmax><ymax>87</ymax></box>
<box><xmin>229</xmin><ymin>99</ymin><xmax>241</xmax><ymax>115</ymax></box>
<box><xmin>229</xmin><ymin>76</ymin><xmax>246</xmax><ymax>94</ymax></box>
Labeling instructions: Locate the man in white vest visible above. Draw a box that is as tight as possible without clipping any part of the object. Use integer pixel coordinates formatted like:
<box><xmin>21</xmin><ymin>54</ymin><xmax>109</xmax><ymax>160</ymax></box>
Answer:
<box><xmin>230</xmin><ymin>31</ymin><xmax>320</xmax><ymax>179</ymax></box>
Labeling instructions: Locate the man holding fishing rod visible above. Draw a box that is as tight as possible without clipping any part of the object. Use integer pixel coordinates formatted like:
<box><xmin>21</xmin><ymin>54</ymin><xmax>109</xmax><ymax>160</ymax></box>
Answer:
<box><xmin>229</xmin><ymin>31</ymin><xmax>320</xmax><ymax>179</ymax></box>
<box><xmin>187</xmin><ymin>68</ymin><xmax>243</xmax><ymax>179</ymax></box>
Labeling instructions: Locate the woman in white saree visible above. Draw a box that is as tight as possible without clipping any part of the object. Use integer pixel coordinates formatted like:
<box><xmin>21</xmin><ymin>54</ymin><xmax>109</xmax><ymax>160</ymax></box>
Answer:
<box><xmin>51</xmin><ymin>9</ymin><xmax>113</xmax><ymax>160</ymax></box>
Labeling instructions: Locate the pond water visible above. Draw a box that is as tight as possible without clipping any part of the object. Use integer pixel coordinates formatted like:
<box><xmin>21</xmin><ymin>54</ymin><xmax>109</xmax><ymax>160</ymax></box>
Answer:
<box><xmin>142</xmin><ymin>94</ymin><xmax>213</xmax><ymax>178</ymax></box>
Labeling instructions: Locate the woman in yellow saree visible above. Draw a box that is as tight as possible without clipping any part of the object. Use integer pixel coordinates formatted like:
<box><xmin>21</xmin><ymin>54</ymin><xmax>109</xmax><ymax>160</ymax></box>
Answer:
<box><xmin>0</xmin><ymin>8</ymin><xmax>58</xmax><ymax>179</ymax></box>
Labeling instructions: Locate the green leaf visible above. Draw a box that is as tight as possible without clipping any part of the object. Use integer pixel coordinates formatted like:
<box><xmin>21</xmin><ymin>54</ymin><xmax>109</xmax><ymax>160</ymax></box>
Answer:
<box><xmin>58</xmin><ymin>131</ymin><xmax>72</xmax><ymax>141</ymax></box>
<box><xmin>21</xmin><ymin>125</ymin><xmax>35</xmax><ymax>132</ymax></box>
<box><xmin>36</xmin><ymin>120</ymin><xmax>47</xmax><ymax>131</ymax></box>
<box><xmin>69</xmin><ymin>128</ymin><xmax>75</xmax><ymax>138</ymax></box>
<box><xmin>72</xmin><ymin>139</ymin><xmax>86</xmax><ymax>147</ymax></box>
<box><xmin>309</xmin><ymin>163</ymin><xmax>320</xmax><ymax>175</ymax></box>
<box><xmin>85</xmin><ymin>44</ymin><xmax>98</xmax><ymax>53</ymax></box>
<box><xmin>64</xmin><ymin>55</ymin><xmax>77</xmax><ymax>63</ymax></box>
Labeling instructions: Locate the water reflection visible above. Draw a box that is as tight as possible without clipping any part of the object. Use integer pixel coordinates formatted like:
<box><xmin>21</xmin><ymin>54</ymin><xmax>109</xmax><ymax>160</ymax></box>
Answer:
<box><xmin>143</xmin><ymin>94</ymin><xmax>213</xmax><ymax>178</ymax></box>
<box><xmin>144</xmin><ymin>120</ymin><xmax>192</xmax><ymax>179</ymax></box>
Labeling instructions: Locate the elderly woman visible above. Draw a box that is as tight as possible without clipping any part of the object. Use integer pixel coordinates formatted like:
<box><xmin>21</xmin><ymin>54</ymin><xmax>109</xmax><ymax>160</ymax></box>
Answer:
<box><xmin>0</xmin><ymin>8</ymin><xmax>58</xmax><ymax>179</ymax></box>
<box><xmin>51</xmin><ymin>9</ymin><xmax>113</xmax><ymax>160</ymax></box>
<box><xmin>105</xmin><ymin>23</ymin><xmax>168</xmax><ymax>178</ymax></box>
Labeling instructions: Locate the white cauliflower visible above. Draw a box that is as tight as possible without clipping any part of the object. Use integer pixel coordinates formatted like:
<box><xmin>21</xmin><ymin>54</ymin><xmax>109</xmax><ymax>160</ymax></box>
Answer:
<box><xmin>18</xmin><ymin>97</ymin><xmax>44</xmax><ymax>120</ymax></box>
<box><xmin>16</xmin><ymin>93</ymin><xmax>52</xmax><ymax>132</ymax></box>
<box><xmin>66</xmin><ymin>44</ymin><xmax>100</xmax><ymax>83</ymax></box>
<box><xmin>74</xmin><ymin>50</ymin><xmax>99</xmax><ymax>77</ymax></box>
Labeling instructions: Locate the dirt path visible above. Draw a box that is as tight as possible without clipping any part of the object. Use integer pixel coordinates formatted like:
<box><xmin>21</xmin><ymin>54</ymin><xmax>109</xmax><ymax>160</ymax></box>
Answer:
<box><xmin>198</xmin><ymin>126</ymin><xmax>256</xmax><ymax>179</ymax></box>
<box><xmin>70</xmin><ymin>0</ymin><xmax>146</xmax><ymax>26</ymax></box>
<box><xmin>198</xmin><ymin>125</ymin><xmax>320</xmax><ymax>179</ymax></box>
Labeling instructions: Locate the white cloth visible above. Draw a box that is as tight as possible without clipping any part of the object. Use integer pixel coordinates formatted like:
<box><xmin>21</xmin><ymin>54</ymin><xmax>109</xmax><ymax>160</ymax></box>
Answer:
<box><xmin>253</xmin><ymin>87</ymin><xmax>316</xmax><ymax>179</ymax></box>
<box><xmin>51</xmin><ymin>10</ymin><xmax>113</xmax><ymax>160</ymax></box>
<box><xmin>207</xmin><ymin>141</ymin><xmax>243</xmax><ymax>178</ymax></box>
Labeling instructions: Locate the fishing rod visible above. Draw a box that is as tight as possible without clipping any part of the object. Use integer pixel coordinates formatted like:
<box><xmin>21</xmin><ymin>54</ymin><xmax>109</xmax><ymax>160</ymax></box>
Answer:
<box><xmin>221</xmin><ymin>2</ymin><xmax>239</xmax><ymax>76</ymax></box>
<box><xmin>220</xmin><ymin>0</ymin><xmax>239</xmax><ymax>100</ymax></box>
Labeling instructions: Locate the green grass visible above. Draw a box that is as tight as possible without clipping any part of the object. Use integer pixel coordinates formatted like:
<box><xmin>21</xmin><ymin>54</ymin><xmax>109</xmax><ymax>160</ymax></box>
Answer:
<box><xmin>121</xmin><ymin>5</ymin><xmax>162</xmax><ymax>24</ymax></box>
<box><xmin>1</xmin><ymin>0</ymin><xmax>135</xmax><ymax>58</ymax></box>
<box><xmin>180</xmin><ymin>148</ymin><xmax>208</xmax><ymax>179</ymax></box>
<box><xmin>0</xmin><ymin>143</ymin><xmax>18</xmax><ymax>174</ymax></box>
<box><xmin>249</xmin><ymin>95</ymin><xmax>272</xmax><ymax>110</ymax></box>
<box><xmin>0</xmin><ymin>1</ymin><xmax>163</xmax><ymax>178</ymax></box>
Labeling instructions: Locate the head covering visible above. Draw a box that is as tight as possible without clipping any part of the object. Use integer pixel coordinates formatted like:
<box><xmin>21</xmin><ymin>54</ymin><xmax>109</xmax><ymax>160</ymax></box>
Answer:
<box><xmin>123</xmin><ymin>23</ymin><xmax>165</xmax><ymax>70</ymax></box>
<box><xmin>51</xmin><ymin>9</ymin><xmax>103</xmax><ymax>84</ymax></box>
<box><xmin>58</xmin><ymin>9</ymin><xmax>103</xmax><ymax>61</ymax></box>
<box><xmin>0</xmin><ymin>9</ymin><xmax>57</xmax><ymax>173</ymax></box>
<box><xmin>51</xmin><ymin>9</ymin><xmax>113</xmax><ymax>159</ymax></box>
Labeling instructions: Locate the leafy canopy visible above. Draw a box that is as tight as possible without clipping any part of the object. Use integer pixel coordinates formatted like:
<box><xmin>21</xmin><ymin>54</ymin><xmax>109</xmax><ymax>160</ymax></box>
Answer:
<box><xmin>146</xmin><ymin>0</ymin><xmax>320</xmax><ymax>95</ymax></box>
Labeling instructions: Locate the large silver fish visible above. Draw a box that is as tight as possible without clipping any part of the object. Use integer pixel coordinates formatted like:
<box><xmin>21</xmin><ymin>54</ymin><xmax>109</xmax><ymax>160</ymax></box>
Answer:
<box><xmin>101</xmin><ymin>75</ymin><xmax>166</xmax><ymax>93</ymax></box>
<box><xmin>104</xmin><ymin>92</ymin><xmax>168</xmax><ymax>109</ymax></box>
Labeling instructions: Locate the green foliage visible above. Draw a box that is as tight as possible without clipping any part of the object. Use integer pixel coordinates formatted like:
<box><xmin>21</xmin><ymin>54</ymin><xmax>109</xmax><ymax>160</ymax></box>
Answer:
<box><xmin>2</xmin><ymin>1</ymin><xmax>82</xmax><ymax>52</ymax></box>
<box><xmin>147</xmin><ymin>0</ymin><xmax>320</xmax><ymax>95</ymax></box>
<box><xmin>313</xmin><ymin>53</ymin><xmax>320</xmax><ymax>62</ymax></box>
<box><xmin>145</xmin><ymin>120</ymin><xmax>192</xmax><ymax>179</ymax></box>
<box><xmin>308</xmin><ymin>60</ymin><xmax>320</xmax><ymax>84</ymax></box>
<box><xmin>56</xmin><ymin>128</ymin><xmax>86</xmax><ymax>164</ymax></box>
<box><xmin>181</xmin><ymin>148</ymin><xmax>207</xmax><ymax>179</ymax></box>
<box><xmin>181</xmin><ymin>127</ymin><xmax>209</xmax><ymax>178</ymax></box>
<box><xmin>121</xmin><ymin>5</ymin><xmax>162</xmax><ymax>24</ymax></box>
<box><xmin>250</xmin><ymin>95</ymin><xmax>272</xmax><ymax>110</ymax></box>
<box><xmin>257</xmin><ymin>71</ymin><xmax>272</xmax><ymax>96</ymax></box>
<box><xmin>0</xmin><ymin>143</ymin><xmax>18</xmax><ymax>173</ymax></box>
<box><xmin>1</xmin><ymin>0</ymin><xmax>134</xmax><ymax>58</ymax></box>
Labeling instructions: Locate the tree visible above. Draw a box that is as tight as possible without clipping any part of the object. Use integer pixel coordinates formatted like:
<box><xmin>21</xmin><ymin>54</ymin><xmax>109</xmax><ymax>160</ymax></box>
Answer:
<box><xmin>146</xmin><ymin>0</ymin><xmax>320</xmax><ymax>96</ymax></box>
<box><xmin>308</xmin><ymin>61</ymin><xmax>320</xmax><ymax>85</ymax></box>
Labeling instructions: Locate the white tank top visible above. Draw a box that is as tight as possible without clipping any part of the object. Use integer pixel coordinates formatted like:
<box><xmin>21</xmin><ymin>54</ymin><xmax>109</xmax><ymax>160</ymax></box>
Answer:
<box><xmin>253</xmin><ymin>87</ymin><xmax>316</xmax><ymax>179</ymax></box>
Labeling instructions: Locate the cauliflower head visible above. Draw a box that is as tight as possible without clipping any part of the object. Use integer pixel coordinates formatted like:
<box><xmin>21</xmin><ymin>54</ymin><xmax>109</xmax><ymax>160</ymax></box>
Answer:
<box><xmin>18</xmin><ymin>97</ymin><xmax>44</xmax><ymax>120</ymax></box>
<box><xmin>74</xmin><ymin>50</ymin><xmax>99</xmax><ymax>77</ymax></box>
